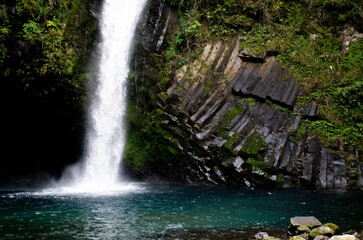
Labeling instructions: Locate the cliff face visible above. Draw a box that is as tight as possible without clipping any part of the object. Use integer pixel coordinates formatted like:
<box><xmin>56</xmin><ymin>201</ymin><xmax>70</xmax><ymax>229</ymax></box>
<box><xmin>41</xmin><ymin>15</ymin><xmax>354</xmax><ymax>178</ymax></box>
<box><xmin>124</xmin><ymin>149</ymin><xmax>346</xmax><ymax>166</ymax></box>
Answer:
<box><xmin>127</xmin><ymin>0</ymin><xmax>363</xmax><ymax>190</ymax></box>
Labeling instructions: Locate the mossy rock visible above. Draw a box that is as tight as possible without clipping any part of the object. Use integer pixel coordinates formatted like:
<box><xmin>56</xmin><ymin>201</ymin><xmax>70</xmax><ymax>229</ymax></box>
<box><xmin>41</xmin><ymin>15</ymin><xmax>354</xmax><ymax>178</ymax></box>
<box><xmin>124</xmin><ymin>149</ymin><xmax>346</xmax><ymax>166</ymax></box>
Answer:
<box><xmin>297</xmin><ymin>225</ymin><xmax>312</xmax><ymax>234</ymax></box>
<box><xmin>291</xmin><ymin>236</ymin><xmax>307</xmax><ymax>240</ymax></box>
<box><xmin>323</xmin><ymin>223</ymin><xmax>339</xmax><ymax>231</ymax></box>
<box><xmin>314</xmin><ymin>226</ymin><xmax>335</xmax><ymax>236</ymax></box>
<box><xmin>309</xmin><ymin>230</ymin><xmax>324</xmax><ymax>238</ymax></box>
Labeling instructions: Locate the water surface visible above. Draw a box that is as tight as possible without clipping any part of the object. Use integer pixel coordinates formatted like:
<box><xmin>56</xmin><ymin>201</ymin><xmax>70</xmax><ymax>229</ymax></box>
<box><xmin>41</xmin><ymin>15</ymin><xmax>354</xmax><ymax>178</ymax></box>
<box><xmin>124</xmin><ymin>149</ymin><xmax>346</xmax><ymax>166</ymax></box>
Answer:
<box><xmin>0</xmin><ymin>183</ymin><xmax>362</xmax><ymax>239</ymax></box>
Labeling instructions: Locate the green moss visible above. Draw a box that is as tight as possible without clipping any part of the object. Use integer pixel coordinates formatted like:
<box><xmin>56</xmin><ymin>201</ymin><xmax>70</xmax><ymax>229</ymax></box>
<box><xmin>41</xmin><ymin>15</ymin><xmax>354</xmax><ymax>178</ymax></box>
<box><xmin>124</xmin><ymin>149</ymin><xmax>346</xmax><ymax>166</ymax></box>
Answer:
<box><xmin>241</xmin><ymin>131</ymin><xmax>267</xmax><ymax>157</ymax></box>
<box><xmin>265</xmin><ymin>99</ymin><xmax>291</xmax><ymax>116</ymax></box>
<box><xmin>294</xmin><ymin>121</ymin><xmax>307</xmax><ymax>140</ymax></box>
<box><xmin>276</xmin><ymin>173</ymin><xmax>284</xmax><ymax>183</ymax></box>
<box><xmin>323</xmin><ymin>223</ymin><xmax>339</xmax><ymax>231</ymax></box>
<box><xmin>226</xmin><ymin>102</ymin><xmax>244</xmax><ymax>121</ymax></box>
<box><xmin>223</xmin><ymin>132</ymin><xmax>239</xmax><ymax>155</ymax></box>
<box><xmin>247</xmin><ymin>98</ymin><xmax>256</xmax><ymax>108</ymax></box>
<box><xmin>309</xmin><ymin>230</ymin><xmax>324</xmax><ymax>238</ymax></box>
<box><xmin>204</xmin><ymin>77</ymin><xmax>213</xmax><ymax>91</ymax></box>
<box><xmin>348</xmin><ymin>179</ymin><xmax>359</xmax><ymax>188</ymax></box>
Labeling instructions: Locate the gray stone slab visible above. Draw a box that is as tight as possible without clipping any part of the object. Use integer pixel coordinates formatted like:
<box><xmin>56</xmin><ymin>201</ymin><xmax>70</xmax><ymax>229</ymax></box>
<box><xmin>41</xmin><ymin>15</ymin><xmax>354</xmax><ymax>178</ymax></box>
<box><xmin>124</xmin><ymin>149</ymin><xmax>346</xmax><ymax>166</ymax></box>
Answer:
<box><xmin>290</xmin><ymin>216</ymin><xmax>322</xmax><ymax>227</ymax></box>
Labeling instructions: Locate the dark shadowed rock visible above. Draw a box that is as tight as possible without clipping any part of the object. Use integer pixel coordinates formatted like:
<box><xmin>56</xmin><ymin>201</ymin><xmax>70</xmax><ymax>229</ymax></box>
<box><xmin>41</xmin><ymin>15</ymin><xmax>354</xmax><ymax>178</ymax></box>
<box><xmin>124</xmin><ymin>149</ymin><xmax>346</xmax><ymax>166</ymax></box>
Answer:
<box><xmin>239</xmin><ymin>47</ymin><xmax>265</xmax><ymax>63</ymax></box>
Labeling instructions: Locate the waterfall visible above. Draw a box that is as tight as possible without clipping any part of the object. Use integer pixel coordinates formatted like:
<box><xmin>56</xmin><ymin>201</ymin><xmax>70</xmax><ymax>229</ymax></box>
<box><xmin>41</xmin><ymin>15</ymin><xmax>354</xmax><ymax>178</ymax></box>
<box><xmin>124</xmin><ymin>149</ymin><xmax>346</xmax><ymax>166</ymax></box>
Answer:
<box><xmin>65</xmin><ymin>0</ymin><xmax>146</xmax><ymax>191</ymax></box>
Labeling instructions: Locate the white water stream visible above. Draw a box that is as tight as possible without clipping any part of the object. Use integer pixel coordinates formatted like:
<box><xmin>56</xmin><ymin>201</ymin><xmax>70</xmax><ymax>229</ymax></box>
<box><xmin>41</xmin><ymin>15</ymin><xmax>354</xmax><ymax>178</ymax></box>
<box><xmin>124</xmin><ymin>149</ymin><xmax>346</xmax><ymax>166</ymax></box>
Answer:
<box><xmin>61</xmin><ymin>0</ymin><xmax>146</xmax><ymax>192</ymax></box>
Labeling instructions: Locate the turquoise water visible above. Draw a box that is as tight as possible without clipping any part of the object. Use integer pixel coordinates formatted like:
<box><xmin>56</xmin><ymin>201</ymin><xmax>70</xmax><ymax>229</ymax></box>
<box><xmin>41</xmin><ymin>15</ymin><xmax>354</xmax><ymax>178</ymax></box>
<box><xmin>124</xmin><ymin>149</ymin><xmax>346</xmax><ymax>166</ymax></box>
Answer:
<box><xmin>0</xmin><ymin>183</ymin><xmax>362</xmax><ymax>239</ymax></box>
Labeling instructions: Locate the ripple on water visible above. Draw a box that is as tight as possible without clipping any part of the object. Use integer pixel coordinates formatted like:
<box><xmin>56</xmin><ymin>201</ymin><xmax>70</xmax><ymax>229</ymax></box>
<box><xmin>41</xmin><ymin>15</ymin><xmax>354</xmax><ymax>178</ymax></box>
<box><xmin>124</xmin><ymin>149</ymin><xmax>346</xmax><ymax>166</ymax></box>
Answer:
<box><xmin>0</xmin><ymin>185</ymin><xmax>362</xmax><ymax>239</ymax></box>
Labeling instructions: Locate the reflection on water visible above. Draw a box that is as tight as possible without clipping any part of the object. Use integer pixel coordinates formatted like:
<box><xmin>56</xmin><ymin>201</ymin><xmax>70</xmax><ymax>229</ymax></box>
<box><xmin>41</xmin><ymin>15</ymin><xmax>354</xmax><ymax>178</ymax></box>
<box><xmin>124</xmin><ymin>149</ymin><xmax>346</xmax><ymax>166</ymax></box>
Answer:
<box><xmin>0</xmin><ymin>183</ymin><xmax>362</xmax><ymax>239</ymax></box>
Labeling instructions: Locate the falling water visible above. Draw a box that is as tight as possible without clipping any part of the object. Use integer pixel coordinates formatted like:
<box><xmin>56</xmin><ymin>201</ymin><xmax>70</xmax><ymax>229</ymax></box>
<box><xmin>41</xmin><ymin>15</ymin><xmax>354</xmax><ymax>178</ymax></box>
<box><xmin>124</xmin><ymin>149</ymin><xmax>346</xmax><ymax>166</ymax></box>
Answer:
<box><xmin>66</xmin><ymin>0</ymin><xmax>146</xmax><ymax>191</ymax></box>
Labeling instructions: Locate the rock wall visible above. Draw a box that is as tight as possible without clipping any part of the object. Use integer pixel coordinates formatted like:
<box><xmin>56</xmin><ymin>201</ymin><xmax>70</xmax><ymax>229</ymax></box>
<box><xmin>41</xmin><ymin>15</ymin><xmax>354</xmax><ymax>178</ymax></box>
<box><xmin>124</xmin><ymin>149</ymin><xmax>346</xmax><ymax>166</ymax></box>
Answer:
<box><xmin>129</xmin><ymin>0</ymin><xmax>363</xmax><ymax>190</ymax></box>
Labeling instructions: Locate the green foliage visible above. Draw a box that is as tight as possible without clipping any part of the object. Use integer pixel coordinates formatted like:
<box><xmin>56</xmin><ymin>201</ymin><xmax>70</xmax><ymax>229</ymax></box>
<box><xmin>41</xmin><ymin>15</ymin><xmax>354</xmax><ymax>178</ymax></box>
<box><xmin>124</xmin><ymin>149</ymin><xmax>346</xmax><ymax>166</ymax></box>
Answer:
<box><xmin>1</xmin><ymin>0</ymin><xmax>99</xmax><ymax>89</ymax></box>
<box><xmin>237</xmin><ymin>4</ymin><xmax>362</xmax><ymax>147</ymax></box>
<box><xmin>16</xmin><ymin>0</ymin><xmax>38</xmax><ymax>16</ymax></box>
<box><xmin>23</xmin><ymin>20</ymin><xmax>44</xmax><ymax>43</ymax></box>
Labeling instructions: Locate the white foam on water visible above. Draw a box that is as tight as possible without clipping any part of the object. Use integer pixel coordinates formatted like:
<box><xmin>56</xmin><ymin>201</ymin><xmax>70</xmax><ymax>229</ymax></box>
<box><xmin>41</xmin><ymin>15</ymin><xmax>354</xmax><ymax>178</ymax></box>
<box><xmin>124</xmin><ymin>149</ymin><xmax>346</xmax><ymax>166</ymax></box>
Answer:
<box><xmin>9</xmin><ymin>183</ymin><xmax>148</xmax><ymax>197</ymax></box>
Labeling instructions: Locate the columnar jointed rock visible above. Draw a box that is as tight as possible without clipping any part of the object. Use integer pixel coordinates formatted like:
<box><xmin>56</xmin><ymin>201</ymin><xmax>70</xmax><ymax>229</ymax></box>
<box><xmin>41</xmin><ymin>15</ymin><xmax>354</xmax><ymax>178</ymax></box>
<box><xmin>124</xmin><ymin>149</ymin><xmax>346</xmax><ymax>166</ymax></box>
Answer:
<box><xmin>133</xmin><ymin>10</ymin><xmax>363</xmax><ymax>189</ymax></box>
<box><xmin>155</xmin><ymin>35</ymin><xmax>361</xmax><ymax>189</ymax></box>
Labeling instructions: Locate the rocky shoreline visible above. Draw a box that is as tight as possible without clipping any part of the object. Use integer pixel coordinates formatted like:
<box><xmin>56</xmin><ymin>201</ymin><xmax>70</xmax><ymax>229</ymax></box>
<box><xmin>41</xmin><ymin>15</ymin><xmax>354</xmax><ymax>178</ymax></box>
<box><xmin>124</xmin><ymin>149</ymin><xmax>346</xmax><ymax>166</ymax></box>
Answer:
<box><xmin>288</xmin><ymin>216</ymin><xmax>361</xmax><ymax>240</ymax></box>
<box><xmin>153</xmin><ymin>216</ymin><xmax>362</xmax><ymax>240</ymax></box>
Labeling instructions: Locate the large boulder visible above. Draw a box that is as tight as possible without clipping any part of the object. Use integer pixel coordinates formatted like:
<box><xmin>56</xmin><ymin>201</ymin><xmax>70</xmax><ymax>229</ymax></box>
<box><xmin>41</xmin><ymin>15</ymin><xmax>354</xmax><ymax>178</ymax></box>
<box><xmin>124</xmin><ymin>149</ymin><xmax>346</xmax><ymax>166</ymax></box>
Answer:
<box><xmin>290</xmin><ymin>216</ymin><xmax>322</xmax><ymax>228</ymax></box>
<box><xmin>289</xmin><ymin>216</ymin><xmax>322</xmax><ymax>235</ymax></box>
